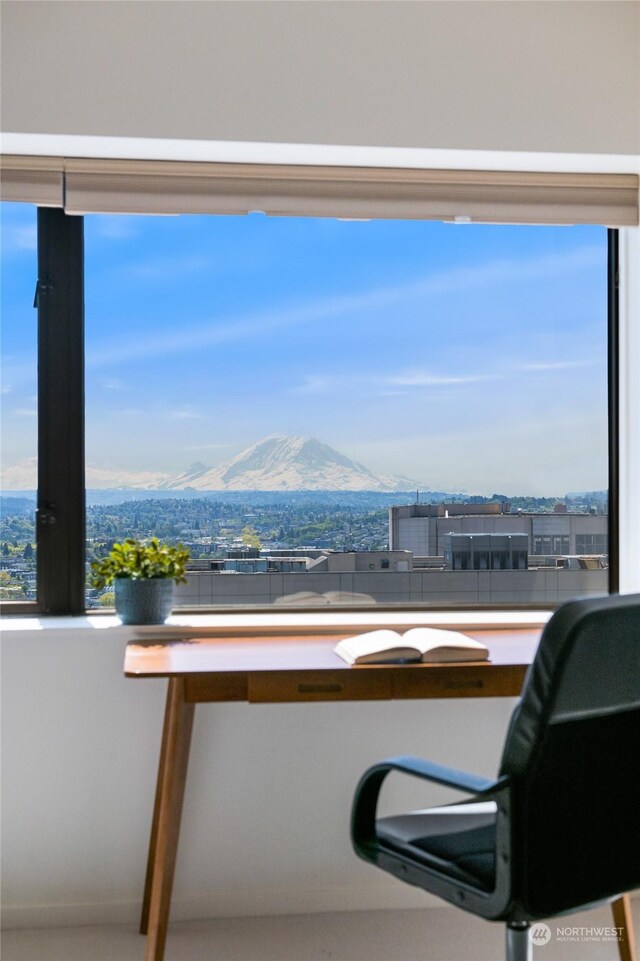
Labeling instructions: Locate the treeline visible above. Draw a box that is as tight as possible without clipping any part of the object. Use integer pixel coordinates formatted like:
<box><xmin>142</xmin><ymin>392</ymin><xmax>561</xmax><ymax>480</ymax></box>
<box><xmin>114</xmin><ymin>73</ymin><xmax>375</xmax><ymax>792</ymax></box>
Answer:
<box><xmin>84</xmin><ymin>498</ymin><xmax>390</xmax><ymax>557</ymax></box>
<box><xmin>0</xmin><ymin>489</ymin><xmax>608</xmax><ymax>560</ymax></box>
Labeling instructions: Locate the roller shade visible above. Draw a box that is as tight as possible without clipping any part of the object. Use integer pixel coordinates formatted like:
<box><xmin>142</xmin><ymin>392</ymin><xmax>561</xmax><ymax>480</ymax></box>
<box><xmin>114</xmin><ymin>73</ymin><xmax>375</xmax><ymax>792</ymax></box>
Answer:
<box><xmin>1</xmin><ymin>155</ymin><xmax>637</xmax><ymax>225</ymax></box>
<box><xmin>63</xmin><ymin>159</ymin><xmax>639</xmax><ymax>226</ymax></box>
<box><xmin>0</xmin><ymin>155</ymin><xmax>64</xmax><ymax>206</ymax></box>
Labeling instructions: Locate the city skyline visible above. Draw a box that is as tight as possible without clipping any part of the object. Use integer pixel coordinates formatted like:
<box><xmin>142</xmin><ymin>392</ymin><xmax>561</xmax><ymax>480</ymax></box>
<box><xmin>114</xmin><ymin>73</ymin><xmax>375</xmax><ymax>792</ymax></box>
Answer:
<box><xmin>1</xmin><ymin>204</ymin><xmax>608</xmax><ymax>495</ymax></box>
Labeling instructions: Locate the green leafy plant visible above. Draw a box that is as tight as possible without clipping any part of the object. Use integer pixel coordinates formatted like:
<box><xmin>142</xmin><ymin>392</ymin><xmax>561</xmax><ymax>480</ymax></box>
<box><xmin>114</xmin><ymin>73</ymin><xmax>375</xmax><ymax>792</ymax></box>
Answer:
<box><xmin>90</xmin><ymin>537</ymin><xmax>190</xmax><ymax>589</ymax></box>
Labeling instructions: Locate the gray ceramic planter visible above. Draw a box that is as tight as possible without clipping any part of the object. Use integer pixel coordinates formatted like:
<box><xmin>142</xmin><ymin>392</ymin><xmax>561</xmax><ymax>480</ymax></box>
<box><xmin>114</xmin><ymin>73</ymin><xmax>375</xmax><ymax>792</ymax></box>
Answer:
<box><xmin>115</xmin><ymin>578</ymin><xmax>174</xmax><ymax>625</ymax></box>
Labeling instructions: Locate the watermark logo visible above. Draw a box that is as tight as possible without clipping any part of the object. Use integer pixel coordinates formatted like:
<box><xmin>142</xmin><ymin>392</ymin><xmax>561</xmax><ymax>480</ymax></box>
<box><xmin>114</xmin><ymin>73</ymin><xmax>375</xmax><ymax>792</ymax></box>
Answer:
<box><xmin>529</xmin><ymin>924</ymin><xmax>552</xmax><ymax>946</ymax></box>
<box><xmin>528</xmin><ymin>923</ymin><xmax>623</xmax><ymax>948</ymax></box>
<box><xmin>556</xmin><ymin>926</ymin><xmax>623</xmax><ymax>943</ymax></box>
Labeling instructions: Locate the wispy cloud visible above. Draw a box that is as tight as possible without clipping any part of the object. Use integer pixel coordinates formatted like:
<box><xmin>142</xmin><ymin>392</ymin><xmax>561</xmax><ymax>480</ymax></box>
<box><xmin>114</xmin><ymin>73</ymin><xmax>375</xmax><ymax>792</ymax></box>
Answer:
<box><xmin>0</xmin><ymin>357</ymin><xmax>37</xmax><ymax>390</ymax></box>
<box><xmin>1</xmin><ymin>385</ymin><xmax>13</xmax><ymax>395</ymax></box>
<box><xmin>86</xmin><ymin>244</ymin><xmax>603</xmax><ymax>370</ymax></box>
<box><xmin>93</xmin><ymin>218</ymin><xmax>139</xmax><ymax>241</ymax></box>
<box><xmin>288</xmin><ymin>368</ymin><xmax>500</xmax><ymax>397</ymax></box>
<box><xmin>116</xmin><ymin>407</ymin><xmax>145</xmax><ymax>417</ymax></box>
<box><xmin>99</xmin><ymin>376</ymin><xmax>130</xmax><ymax>391</ymax></box>
<box><xmin>519</xmin><ymin>360</ymin><xmax>596</xmax><ymax>372</ymax></box>
<box><xmin>12</xmin><ymin>407</ymin><xmax>37</xmax><ymax>417</ymax></box>
<box><xmin>389</xmin><ymin>370</ymin><xmax>499</xmax><ymax>388</ymax></box>
<box><xmin>289</xmin><ymin>375</ymin><xmax>333</xmax><ymax>394</ymax></box>
<box><xmin>121</xmin><ymin>254</ymin><xmax>213</xmax><ymax>281</ymax></box>
<box><xmin>169</xmin><ymin>406</ymin><xmax>203</xmax><ymax>421</ymax></box>
<box><xmin>1</xmin><ymin>224</ymin><xmax>37</xmax><ymax>253</ymax></box>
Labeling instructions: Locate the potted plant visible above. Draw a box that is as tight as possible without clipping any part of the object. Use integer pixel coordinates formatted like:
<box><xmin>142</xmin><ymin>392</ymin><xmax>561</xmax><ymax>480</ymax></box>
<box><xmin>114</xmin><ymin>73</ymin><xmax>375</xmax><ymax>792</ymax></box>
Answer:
<box><xmin>91</xmin><ymin>537</ymin><xmax>190</xmax><ymax>625</ymax></box>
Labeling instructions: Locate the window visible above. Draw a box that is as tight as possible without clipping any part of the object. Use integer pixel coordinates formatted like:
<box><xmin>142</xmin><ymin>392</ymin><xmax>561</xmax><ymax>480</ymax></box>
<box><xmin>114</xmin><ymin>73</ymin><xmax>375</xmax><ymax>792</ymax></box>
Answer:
<box><xmin>576</xmin><ymin>534</ymin><xmax>607</xmax><ymax>555</ymax></box>
<box><xmin>78</xmin><ymin>213</ymin><xmax>612</xmax><ymax>609</ymax></box>
<box><xmin>0</xmin><ymin>160</ymin><xmax>626</xmax><ymax>614</ymax></box>
<box><xmin>533</xmin><ymin>536</ymin><xmax>570</xmax><ymax>555</ymax></box>
<box><xmin>0</xmin><ymin>203</ymin><xmax>37</xmax><ymax>606</ymax></box>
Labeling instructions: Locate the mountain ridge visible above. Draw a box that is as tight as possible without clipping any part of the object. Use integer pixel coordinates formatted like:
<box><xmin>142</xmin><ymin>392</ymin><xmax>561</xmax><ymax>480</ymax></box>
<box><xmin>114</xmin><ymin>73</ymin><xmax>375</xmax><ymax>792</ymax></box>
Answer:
<box><xmin>159</xmin><ymin>434</ymin><xmax>418</xmax><ymax>492</ymax></box>
<box><xmin>1</xmin><ymin>436</ymin><xmax>423</xmax><ymax>492</ymax></box>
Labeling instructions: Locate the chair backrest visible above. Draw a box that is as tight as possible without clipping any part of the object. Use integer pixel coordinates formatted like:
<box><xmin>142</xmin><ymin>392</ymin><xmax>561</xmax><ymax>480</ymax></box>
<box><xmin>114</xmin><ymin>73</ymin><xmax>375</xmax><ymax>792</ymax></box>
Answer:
<box><xmin>499</xmin><ymin>593</ymin><xmax>640</xmax><ymax>917</ymax></box>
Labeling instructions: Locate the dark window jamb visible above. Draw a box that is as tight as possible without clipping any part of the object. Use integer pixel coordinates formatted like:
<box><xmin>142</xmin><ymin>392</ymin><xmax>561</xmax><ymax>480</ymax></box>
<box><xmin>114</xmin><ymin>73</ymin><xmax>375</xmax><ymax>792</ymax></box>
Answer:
<box><xmin>36</xmin><ymin>208</ymin><xmax>86</xmax><ymax>613</ymax></box>
<box><xmin>607</xmin><ymin>228</ymin><xmax>619</xmax><ymax>595</ymax></box>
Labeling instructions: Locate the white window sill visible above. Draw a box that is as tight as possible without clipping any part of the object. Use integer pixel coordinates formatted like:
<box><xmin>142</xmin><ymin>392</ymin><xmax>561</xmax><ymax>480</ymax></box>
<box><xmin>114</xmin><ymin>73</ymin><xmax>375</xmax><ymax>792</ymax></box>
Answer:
<box><xmin>0</xmin><ymin>608</ymin><xmax>551</xmax><ymax>638</ymax></box>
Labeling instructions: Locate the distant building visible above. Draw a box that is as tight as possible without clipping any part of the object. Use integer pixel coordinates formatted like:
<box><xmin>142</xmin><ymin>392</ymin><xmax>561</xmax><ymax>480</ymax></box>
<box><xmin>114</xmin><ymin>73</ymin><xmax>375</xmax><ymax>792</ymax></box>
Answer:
<box><xmin>186</xmin><ymin>548</ymin><xmax>412</xmax><ymax>575</ymax></box>
<box><xmin>389</xmin><ymin>504</ymin><xmax>607</xmax><ymax>558</ymax></box>
<box><xmin>176</xmin><ymin>510</ymin><xmax>609</xmax><ymax>608</ymax></box>
<box><xmin>443</xmin><ymin>533</ymin><xmax>529</xmax><ymax>571</ymax></box>
<box><xmin>176</xmin><ymin>563</ymin><xmax>608</xmax><ymax>608</ymax></box>
<box><xmin>187</xmin><ymin>555</ymin><xmax>311</xmax><ymax>574</ymax></box>
<box><xmin>307</xmin><ymin>550</ymin><xmax>413</xmax><ymax>573</ymax></box>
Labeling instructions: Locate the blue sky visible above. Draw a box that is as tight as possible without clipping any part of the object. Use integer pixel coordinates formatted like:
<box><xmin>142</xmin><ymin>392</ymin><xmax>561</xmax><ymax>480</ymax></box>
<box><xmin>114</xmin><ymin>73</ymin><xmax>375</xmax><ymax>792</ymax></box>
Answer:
<box><xmin>1</xmin><ymin>202</ymin><xmax>607</xmax><ymax>495</ymax></box>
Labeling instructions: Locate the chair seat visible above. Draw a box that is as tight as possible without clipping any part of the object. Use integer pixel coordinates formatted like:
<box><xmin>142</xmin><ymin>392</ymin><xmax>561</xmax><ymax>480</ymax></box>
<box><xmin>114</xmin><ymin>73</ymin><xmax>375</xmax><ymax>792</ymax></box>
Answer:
<box><xmin>376</xmin><ymin>801</ymin><xmax>497</xmax><ymax>892</ymax></box>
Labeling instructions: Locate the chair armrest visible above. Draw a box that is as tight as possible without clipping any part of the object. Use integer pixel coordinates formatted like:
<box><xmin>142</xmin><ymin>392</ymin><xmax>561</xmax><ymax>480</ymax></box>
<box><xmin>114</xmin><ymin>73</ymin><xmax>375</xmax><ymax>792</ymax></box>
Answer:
<box><xmin>369</xmin><ymin>755</ymin><xmax>501</xmax><ymax>794</ymax></box>
<box><xmin>351</xmin><ymin>755</ymin><xmax>509</xmax><ymax>860</ymax></box>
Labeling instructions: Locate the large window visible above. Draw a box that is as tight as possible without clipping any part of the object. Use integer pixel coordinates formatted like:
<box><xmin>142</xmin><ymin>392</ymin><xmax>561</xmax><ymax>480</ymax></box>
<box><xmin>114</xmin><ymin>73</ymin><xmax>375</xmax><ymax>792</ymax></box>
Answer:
<box><xmin>81</xmin><ymin>214</ymin><xmax>610</xmax><ymax>609</ymax></box>
<box><xmin>0</xmin><ymin>199</ymin><xmax>618</xmax><ymax>614</ymax></box>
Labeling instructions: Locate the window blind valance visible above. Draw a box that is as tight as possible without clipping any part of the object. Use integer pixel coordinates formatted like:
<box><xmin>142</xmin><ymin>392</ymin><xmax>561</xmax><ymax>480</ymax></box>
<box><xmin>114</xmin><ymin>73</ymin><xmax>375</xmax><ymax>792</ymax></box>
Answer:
<box><xmin>2</xmin><ymin>155</ymin><xmax>638</xmax><ymax>225</ymax></box>
<box><xmin>0</xmin><ymin>155</ymin><xmax>64</xmax><ymax>207</ymax></box>
<box><xmin>63</xmin><ymin>159</ymin><xmax>640</xmax><ymax>226</ymax></box>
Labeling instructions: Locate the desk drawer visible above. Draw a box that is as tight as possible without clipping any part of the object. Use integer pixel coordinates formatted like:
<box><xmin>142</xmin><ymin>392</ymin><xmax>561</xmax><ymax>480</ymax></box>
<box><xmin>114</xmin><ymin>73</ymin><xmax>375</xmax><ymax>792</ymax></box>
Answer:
<box><xmin>393</xmin><ymin>664</ymin><xmax>526</xmax><ymax>699</ymax></box>
<box><xmin>248</xmin><ymin>669</ymin><xmax>392</xmax><ymax>703</ymax></box>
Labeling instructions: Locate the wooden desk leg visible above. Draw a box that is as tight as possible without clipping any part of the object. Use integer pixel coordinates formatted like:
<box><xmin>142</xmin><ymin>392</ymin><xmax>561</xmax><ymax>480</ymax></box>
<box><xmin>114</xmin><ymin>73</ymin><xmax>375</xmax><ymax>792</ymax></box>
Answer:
<box><xmin>612</xmin><ymin>894</ymin><xmax>637</xmax><ymax>961</ymax></box>
<box><xmin>139</xmin><ymin>678</ymin><xmax>195</xmax><ymax>961</ymax></box>
<box><xmin>140</xmin><ymin>678</ymin><xmax>180</xmax><ymax>935</ymax></box>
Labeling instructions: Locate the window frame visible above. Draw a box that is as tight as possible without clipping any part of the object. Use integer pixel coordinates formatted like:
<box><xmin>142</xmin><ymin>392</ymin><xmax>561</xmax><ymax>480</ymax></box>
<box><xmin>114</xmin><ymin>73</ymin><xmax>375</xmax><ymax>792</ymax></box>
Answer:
<box><xmin>0</xmin><ymin>208</ymin><xmax>621</xmax><ymax>615</ymax></box>
<box><xmin>35</xmin><ymin>208</ymin><xmax>86</xmax><ymax>613</ymax></box>
<box><xmin>607</xmin><ymin>229</ymin><xmax>620</xmax><ymax>594</ymax></box>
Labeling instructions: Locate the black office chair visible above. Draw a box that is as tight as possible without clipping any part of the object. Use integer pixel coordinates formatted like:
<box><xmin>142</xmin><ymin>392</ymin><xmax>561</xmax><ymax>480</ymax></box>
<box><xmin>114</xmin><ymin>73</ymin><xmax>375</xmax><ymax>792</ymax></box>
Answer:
<box><xmin>351</xmin><ymin>593</ymin><xmax>640</xmax><ymax>961</ymax></box>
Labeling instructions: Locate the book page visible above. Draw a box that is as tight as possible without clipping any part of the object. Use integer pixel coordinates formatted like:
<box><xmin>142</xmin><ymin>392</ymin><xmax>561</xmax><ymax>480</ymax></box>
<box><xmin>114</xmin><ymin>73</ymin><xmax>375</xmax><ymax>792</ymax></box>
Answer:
<box><xmin>401</xmin><ymin>627</ymin><xmax>488</xmax><ymax>655</ymax></box>
<box><xmin>334</xmin><ymin>627</ymin><xmax>489</xmax><ymax>665</ymax></box>
<box><xmin>334</xmin><ymin>629</ymin><xmax>403</xmax><ymax>662</ymax></box>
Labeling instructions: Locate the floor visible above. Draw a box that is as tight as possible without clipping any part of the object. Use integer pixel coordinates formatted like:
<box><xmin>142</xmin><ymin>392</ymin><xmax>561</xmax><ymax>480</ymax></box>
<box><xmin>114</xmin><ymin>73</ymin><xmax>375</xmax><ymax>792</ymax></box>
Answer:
<box><xmin>2</xmin><ymin>901</ymin><xmax>638</xmax><ymax>961</ymax></box>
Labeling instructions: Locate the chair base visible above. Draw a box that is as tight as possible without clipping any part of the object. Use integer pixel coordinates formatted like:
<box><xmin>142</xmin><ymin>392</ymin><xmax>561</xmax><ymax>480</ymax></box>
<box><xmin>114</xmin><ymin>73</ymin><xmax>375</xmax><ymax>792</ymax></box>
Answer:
<box><xmin>506</xmin><ymin>922</ymin><xmax>531</xmax><ymax>961</ymax></box>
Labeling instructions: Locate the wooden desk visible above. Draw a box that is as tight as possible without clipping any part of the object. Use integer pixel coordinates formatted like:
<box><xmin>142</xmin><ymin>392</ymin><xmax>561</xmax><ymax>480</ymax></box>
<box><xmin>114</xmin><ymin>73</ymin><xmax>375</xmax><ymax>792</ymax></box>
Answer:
<box><xmin>124</xmin><ymin>629</ymin><xmax>635</xmax><ymax>961</ymax></box>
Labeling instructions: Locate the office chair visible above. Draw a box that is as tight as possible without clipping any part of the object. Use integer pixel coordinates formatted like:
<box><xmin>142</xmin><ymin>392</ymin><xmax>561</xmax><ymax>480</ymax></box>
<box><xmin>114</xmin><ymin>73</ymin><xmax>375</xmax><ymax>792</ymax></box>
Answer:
<box><xmin>351</xmin><ymin>593</ymin><xmax>640</xmax><ymax>961</ymax></box>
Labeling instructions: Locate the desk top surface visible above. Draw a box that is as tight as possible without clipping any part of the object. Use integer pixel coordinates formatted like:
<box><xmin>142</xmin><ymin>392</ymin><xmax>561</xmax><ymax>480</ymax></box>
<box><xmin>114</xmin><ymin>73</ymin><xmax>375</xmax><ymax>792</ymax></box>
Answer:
<box><xmin>124</xmin><ymin>628</ymin><xmax>541</xmax><ymax>678</ymax></box>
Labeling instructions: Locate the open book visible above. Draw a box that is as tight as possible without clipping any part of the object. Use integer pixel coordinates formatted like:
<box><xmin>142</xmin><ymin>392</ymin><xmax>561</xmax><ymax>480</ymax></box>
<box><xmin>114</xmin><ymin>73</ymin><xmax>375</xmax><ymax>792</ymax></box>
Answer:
<box><xmin>333</xmin><ymin>627</ymin><xmax>490</xmax><ymax>665</ymax></box>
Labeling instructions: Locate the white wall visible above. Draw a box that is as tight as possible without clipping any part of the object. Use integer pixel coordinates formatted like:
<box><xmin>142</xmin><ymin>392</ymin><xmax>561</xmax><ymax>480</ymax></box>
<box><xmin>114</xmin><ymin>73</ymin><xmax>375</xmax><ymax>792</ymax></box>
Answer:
<box><xmin>0</xmin><ymin>625</ymin><xmax>516</xmax><ymax>926</ymax></box>
<box><xmin>1</xmin><ymin>0</ymin><xmax>639</xmax><ymax>156</ymax></box>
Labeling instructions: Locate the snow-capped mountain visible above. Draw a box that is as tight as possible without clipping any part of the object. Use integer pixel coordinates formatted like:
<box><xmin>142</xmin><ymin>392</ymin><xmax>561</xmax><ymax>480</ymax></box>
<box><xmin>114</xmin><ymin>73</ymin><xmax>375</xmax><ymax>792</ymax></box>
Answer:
<box><xmin>162</xmin><ymin>435</ymin><xmax>414</xmax><ymax>491</ymax></box>
<box><xmin>1</xmin><ymin>436</ymin><xmax>420</xmax><ymax>491</ymax></box>
<box><xmin>157</xmin><ymin>461</ymin><xmax>211</xmax><ymax>489</ymax></box>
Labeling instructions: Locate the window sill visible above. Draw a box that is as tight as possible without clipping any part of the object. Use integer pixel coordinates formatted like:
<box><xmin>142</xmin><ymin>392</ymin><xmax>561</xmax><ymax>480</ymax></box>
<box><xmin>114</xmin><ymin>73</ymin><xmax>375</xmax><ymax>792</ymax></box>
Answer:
<box><xmin>0</xmin><ymin>607</ymin><xmax>551</xmax><ymax>639</ymax></box>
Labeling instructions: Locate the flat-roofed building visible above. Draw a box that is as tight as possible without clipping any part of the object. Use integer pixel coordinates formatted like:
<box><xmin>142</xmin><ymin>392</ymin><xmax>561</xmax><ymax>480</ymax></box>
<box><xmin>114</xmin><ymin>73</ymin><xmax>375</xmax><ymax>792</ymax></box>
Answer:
<box><xmin>307</xmin><ymin>550</ymin><xmax>413</xmax><ymax>573</ymax></box>
<box><xmin>443</xmin><ymin>533</ymin><xmax>529</xmax><ymax>571</ymax></box>
<box><xmin>389</xmin><ymin>504</ymin><xmax>607</xmax><ymax>558</ymax></box>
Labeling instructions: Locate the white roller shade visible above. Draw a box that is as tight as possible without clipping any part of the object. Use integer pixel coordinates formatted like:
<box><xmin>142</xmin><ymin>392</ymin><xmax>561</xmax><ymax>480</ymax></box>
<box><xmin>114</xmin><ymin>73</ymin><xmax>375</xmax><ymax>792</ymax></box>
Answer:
<box><xmin>63</xmin><ymin>159</ymin><xmax>639</xmax><ymax>226</ymax></box>
<box><xmin>0</xmin><ymin>155</ymin><xmax>64</xmax><ymax>206</ymax></box>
